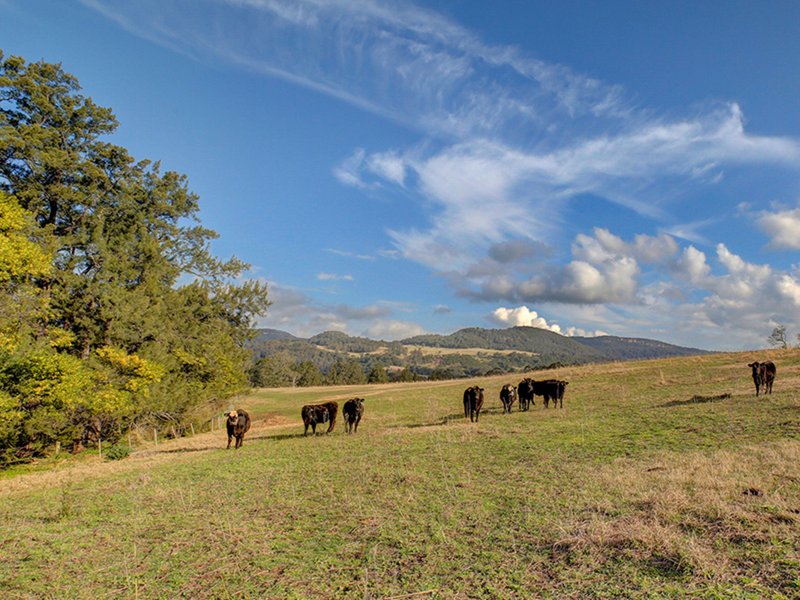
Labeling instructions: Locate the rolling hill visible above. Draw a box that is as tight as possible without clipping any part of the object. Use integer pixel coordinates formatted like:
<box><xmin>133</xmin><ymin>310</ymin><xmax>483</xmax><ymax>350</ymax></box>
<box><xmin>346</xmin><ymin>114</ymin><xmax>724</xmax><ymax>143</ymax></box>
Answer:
<box><xmin>248</xmin><ymin>326</ymin><xmax>710</xmax><ymax>380</ymax></box>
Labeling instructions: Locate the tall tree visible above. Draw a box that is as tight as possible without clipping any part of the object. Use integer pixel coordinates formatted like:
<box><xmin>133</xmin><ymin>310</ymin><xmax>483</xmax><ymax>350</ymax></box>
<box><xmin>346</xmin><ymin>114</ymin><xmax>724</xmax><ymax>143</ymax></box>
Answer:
<box><xmin>767</xmin><ymin>325</ymin><xmax>788</xmax><ymax>349</ymax></box>
<box><xmin>0</xmin><ymin>53</ymin><xmax>270</xmax><ymax>464</ymax></box>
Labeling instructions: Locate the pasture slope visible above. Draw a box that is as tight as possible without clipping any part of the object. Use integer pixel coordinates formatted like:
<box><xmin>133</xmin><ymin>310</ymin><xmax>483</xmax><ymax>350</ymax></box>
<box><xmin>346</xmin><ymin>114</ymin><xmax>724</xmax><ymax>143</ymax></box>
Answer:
<box><xmin>1</xmin><ymin>350</ymin><xmax>799</xmax><ymax>599</ymax></box>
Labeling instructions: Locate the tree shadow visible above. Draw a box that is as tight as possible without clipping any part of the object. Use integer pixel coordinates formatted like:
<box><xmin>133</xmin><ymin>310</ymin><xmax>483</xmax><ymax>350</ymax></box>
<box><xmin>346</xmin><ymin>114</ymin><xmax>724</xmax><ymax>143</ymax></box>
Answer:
<box><xmin>659</xmin><ymin>393</ymin><xmax>731</xmax><ymax>408</ymax></box>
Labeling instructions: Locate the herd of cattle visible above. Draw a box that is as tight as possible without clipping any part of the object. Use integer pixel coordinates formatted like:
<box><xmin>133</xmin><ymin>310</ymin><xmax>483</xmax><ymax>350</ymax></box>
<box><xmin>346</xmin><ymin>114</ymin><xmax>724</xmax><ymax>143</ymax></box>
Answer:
<box><xmin>225</xmin><ymin>361</ymin><xmax>777</xmax><ymax>447</ymax></box>
<box><xmin>463</xmin><ymin>377</ymin><xmax>569</xmax><ymax>423</ymax></box>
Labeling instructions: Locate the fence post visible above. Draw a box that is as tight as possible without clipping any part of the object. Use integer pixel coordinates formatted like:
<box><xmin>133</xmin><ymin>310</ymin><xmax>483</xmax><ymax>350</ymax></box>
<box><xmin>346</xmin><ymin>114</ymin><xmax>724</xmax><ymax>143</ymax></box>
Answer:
<box><xmin>154</xmin><ymin>429</ymin><xmax>158</xmax><ymax>446</ymax></box>
<box><xmin>190</xmin><ymin>423</ymin><xmax>195</xmax><ymax>436</ymax></box>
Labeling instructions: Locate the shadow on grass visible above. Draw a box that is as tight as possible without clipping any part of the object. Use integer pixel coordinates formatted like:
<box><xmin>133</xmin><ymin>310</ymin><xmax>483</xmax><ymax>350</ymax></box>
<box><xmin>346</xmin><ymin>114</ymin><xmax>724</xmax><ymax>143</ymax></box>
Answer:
<box><xmin>262</xmin><ymin>432</ymin><xmax>331</xmax><ymax>441</ymax></box>
<box><xmin>659</xmin><ymin>393</ymin><xmax>732</xmax><ymax>408</ymax></box>
<box><xmin>392</xmin><ymin>405</ymin><xmax>537</xmax><ymax>429</ymax></box>
<box><xmin>134</xmin><ymin>446</ymin><xmax>217</xmax><ymax>456</ymax></box>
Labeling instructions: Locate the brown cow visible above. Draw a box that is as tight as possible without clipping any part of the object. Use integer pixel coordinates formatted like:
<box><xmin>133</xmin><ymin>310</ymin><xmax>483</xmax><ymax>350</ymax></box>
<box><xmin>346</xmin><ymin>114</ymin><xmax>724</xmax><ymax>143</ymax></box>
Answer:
<box><xmin>748</xmin><ymin>361</ymin><xmax>776</xmax><ymax>396</ymax></box>
<box><xmin>301</xmin><ymin>401</ymin><xmax>339</xmax><ymax>435</ymax></box>
<box><xmin>500</xmin><ymin>384</ymin><xmax>517</xmax><ymax>414</ymax></box>
<box><xmin>226</xmin><ymin>409</ymin><xmax>251</xmax><ymax>449</ymax></box>
<box><xmin>342</xmin><ymin>398</ymin><xmax>365</xmax><ymax>434</ymax></box>
<box><xmin>463</xmin><ymin>386</ymin><xmax>485</xmax><ymax>422</ymax></box>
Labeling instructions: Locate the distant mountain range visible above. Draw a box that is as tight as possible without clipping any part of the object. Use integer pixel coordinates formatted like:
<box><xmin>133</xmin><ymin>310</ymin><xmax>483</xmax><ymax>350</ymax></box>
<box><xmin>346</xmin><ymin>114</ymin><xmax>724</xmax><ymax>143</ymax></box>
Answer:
<box><xmin>248</xmin><ymin>326</ymin><xmax>709</xmax><ymax>379</ymax></box>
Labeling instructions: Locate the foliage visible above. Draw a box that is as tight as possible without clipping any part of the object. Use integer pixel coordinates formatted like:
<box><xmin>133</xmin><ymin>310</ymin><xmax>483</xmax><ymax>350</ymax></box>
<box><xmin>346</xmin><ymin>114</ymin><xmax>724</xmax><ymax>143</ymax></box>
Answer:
<box><xmin>103</xmin><ymin>443</ymin><xmax>130</xmax><ymax>461</ymax></box>
<box><xmin>391</xmin><ymin>366</ymin><xmax>418</xmax><ymax>382</ymax></box>
<box><xmin>0</xmin><ymin>52</ymin><xmax>269</xmax><ymax>465</ymax></box>
<box><xmin>367</xmin><ymin>364</ymin><xmax>389</xmax><ymax>383</ymax></box>
<box><xmin>249</xmin><ymin>352</ymin><xmax>297</xmax><ymax>387</ymax></box>
<box><xmin>325</xmin><ymin>358</ymin><xmax>366</xmax><ymax>385</ymax></box>
<box><xmin>294</xmin><ymin>360</ymin><xmax>323</xmax><ymax>387</ymax></box>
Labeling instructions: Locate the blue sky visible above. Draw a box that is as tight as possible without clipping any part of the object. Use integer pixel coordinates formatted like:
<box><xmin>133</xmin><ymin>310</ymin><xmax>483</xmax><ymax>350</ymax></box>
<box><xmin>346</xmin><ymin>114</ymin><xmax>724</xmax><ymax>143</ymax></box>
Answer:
<box><xmin>3</xmin><ymin>1</ymin><xmax>800</xmax><ymax>349</ymax></box>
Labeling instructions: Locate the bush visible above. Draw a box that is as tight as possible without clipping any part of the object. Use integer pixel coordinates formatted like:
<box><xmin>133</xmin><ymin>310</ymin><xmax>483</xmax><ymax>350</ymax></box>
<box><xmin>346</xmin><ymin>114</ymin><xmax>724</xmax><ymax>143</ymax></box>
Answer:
<box><xmin>104</xmin><ymin>444</ymin><xmax>131</xmax><ymax>461</ymax></box>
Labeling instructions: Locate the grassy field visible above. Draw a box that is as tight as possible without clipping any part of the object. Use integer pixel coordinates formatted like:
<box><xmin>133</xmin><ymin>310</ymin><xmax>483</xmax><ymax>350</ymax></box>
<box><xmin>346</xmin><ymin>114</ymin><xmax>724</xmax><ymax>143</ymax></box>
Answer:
<box><xmin>1</xmin><ymin>350</ymin><xmax>799</xmax><ymax>598</ymax></box>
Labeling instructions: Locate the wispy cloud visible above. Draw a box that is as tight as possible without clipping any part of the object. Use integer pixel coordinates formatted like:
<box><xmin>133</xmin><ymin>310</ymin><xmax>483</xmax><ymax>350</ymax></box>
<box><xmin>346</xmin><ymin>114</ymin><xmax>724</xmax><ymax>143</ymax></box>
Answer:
<box><xmin>323</xmin><ymin>248</ymin><xmax>376</xmax><ymax>261</ymax></box>
<box><xmin>317</xmin><ymin>272</ymin><xmax>354</xmax><ymax>282</ymax></box>
<box><xmin>257</xmin><ymin>282</ymin><xmax>424</xmax><ymax>339</ymax></box>
<box><xmin>83</xmin><ymin>0</ymin><xmax>800</xmax><ymax>347</ymax></box>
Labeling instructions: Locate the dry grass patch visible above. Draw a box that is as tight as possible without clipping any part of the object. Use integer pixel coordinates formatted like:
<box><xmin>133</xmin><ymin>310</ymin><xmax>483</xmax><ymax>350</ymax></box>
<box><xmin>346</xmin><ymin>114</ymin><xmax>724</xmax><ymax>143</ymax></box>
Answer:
<box><xmin>548</xmin><ymin>441</ymin><xmax>800</xmax><ymax>593</ymax></box>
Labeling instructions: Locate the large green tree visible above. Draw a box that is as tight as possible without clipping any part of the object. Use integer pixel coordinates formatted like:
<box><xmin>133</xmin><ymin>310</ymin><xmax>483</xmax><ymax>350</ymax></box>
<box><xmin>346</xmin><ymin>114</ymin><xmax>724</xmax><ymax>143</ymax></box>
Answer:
<box><xmin>0</xmin><ymin>52</ymin><xmax>269</xmax><ymax>464</ymax></box>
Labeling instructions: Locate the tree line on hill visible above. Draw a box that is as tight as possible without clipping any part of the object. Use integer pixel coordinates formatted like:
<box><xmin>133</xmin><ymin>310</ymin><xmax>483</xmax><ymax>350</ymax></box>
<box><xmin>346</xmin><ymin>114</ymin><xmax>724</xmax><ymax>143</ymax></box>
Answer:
<box><xmin>0</xmin><ymin>53</ymin><xmax>269</xmax><ymax>466</ymax></box>
<box><xmin>247</xmin><ymin>326</ymin><xmax>709</xmax><ymax>388</ymax></box>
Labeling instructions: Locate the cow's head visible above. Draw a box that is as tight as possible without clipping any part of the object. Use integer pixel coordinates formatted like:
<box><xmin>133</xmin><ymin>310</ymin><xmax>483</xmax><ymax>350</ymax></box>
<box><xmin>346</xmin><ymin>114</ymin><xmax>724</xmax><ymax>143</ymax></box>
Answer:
<box><xmin>227</xmin><ymin>410</ymin><xmax>238</xmax><ymax>423</ymax></box>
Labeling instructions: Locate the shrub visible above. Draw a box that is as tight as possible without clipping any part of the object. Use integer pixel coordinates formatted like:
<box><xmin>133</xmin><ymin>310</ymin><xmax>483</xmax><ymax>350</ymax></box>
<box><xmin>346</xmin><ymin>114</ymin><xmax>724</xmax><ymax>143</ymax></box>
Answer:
<box><xmin>104</xmin><ymin>444</ymin><xmax>131</xmax><ymax>461</ymax></box>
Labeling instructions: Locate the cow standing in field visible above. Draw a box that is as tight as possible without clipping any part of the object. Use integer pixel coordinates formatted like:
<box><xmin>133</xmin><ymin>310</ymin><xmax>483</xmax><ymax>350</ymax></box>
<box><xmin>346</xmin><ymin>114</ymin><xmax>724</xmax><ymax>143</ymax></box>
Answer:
<box><xmin>518</xmin><ymin>378</ymin><xmax>535</xmax><ymax>411</ymax></box>
<box><xmin>748</xmin><ymin>361</ymin><xmax>777</xmax><ymax>396</ymax></box>
<box><xmin>500</xmin><ymin>384</ymin><xmax>517</xmax><ymax>414</ymax></box>
<box><xmin>535</xmin><ymin>379</ymin><xmax>569</xmax><ymax>408</ymax></box>
<box><xmin>550</xmin><ymin>380</ymin><xmax>569</xmax><ymax>408</ymax></box>
<box><xmin>342</xmin><ymin>398</ymin><xmax>365</xmax><ymax>434</ymax></box>
<box><xmin>301</xmin><ymin>401</ymin><xmax>339</xmax><ymax>435</ymax></box>
<box><xmin>463</xmin><ymin>386</ymin><xmax>485</xmax><ymax>422</ymax></box>
<box><xmin>226</xmin><ymin>409</ymin><xmax>251</xmax><ymax>449</ymax></box>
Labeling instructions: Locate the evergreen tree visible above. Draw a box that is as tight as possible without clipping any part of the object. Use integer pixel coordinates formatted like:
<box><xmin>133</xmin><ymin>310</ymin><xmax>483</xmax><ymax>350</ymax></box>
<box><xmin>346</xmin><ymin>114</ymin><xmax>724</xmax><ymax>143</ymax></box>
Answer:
<box><xmin>295</xmin><ymin>360</ymin><xmax>323</xmax><ymax>387</ymax></box>
<box><xmin>250</xmin><ymin>352</ymin><xmax>298</xmax><ymax>387</ymax></box>
<box><xmin>0</xmin><ymin>53</ymin><xmax>270</xmax><ymax>464</ymax></box>
<box><xmin>326</xmin><ymin>358</ymin><xmax>367</xmax><ymax>385</ymax></box>
<box><xmin>367</xmin><ymin>364</ymin><xmax>389</xmax><ymax>383</ymax></box>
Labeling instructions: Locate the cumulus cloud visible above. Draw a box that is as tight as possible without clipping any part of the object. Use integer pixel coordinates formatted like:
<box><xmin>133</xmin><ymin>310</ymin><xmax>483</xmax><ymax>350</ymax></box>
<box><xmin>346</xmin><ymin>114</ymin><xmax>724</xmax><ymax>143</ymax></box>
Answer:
<box><xmin>489</xmin><ymin>305</ymin><xmax>606</xmax><ymax>337</ymax></box>
<box><xmin>491</xmin><ymin>306</ymin><xmax>562</xmax><ymax>332</ymax></box>
<box><xmin>757</xmin><ymin>207</ymin><xmax>800</xmax><ymax>249</ymax></box>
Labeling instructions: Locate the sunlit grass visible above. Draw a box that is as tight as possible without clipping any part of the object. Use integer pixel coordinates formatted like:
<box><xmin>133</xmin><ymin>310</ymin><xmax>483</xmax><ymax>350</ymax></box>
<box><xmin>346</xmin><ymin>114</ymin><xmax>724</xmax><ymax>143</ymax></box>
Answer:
<box><xmin>1</xmin><ymin>350</ymin><xmax>799</xmax><ymax>597</ymax></box>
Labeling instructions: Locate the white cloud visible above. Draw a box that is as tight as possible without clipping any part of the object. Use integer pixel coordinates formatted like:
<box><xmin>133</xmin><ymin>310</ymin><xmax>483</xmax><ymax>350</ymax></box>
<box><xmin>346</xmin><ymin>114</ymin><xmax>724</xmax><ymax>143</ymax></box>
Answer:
<box><xmin>367</xmin><ymin>151</ymin><xmax>407</xmax><ymax>186</ymax></box>
<box><xmin>362</xmin><ymin>319</ymin><xmax>426</xmax><ymax>341</ymax></box>
<box><xmin>84</xmin><ymin>0</ymin><xmax>800</xmax><ymax>350</ymax></box>
<box><xmin>673</xmin><ymin>246</ymin><xmax>710</xmax><ymax>284</ymax></box>
<box><xmin>324</xmin><ymin>248</ymin><xmax>375</xmax><ymax>260</ymax></box>
<box><xmin>757</xmin><ymin>207</ymin><xmax>800</xmax><ymax>249</ymax></box>
<box><xmin>317</xmin><ymin>272</ymin><xmax>354</xmax><ymax>281</ymax></box>
<box><xmin>491</xmin><ymin>306</ymin><xmax>562</xmax><ymax>332</ymax></box>
<box><xmin>489</xmin><ymin>305</ymin><xmax>607</xmax><ymax>337</ymax></box>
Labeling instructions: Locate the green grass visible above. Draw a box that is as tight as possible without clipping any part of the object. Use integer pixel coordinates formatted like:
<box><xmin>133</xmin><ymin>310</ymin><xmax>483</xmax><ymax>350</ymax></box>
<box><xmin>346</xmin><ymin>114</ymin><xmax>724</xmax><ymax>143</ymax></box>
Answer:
<box><xmin>1</xmin><ymin>350</ymin><xmax>799</xmax><ymax>598</ymax></box>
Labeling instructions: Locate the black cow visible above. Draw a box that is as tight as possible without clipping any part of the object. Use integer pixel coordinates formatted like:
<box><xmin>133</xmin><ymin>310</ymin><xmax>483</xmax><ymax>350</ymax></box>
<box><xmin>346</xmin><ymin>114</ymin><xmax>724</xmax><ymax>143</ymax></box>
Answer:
<box><xmin>500</xmin><ymin>384</ymin><xmax>517</xmax><ymax>414</ymax></box>
<box><xmin>226</xmin><ymin>409</ymin><xmax>251</xmax><ymax>449</ymax></box>
<box><xmin>536</xmin><ymin>379</ymin><xmax>569</xmax><ymax>408</ymax></box>
<box><xmin>549</xmin><ymin>380</ymin><xmax>569</xmax><ymax>408</ymax></box>
<box><xmin>463</xmin><ymin>386</ymin><xmax>485</xmax><ymax>422</ymax></box>
<box><xmin>517</xmin><ymin>378</ymin><xmax>536</xmax><ymax>411</ymax></box>
<box><xmin>748</xmin><ymin>361</ymin><xmax>776</xmax><ymax>396</ymax></box>
<box><xmin>342</xmin><ymin>398</ymin><xmax>365</xmax><ymax>434</ymax></box>
<box><xmin>301</xmin><ymin>401</ymin><xmax>339</xmax><ymax>435</ymax></box>
<box><xmin>526</xmin><ymin>379</ymin><xmax>569</xmax><ymax>408</ymax></box>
